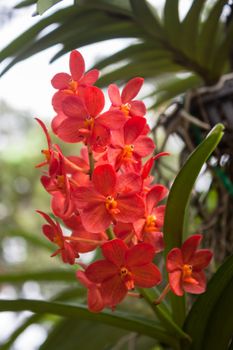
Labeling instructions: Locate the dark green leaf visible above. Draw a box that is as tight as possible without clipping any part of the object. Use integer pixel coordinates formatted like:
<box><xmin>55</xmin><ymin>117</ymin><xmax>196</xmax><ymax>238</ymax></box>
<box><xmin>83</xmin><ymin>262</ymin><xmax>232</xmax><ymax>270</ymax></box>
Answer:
<box><xmin>197</xmin><ymin>0</ymin><xmax>226</xmax><ymax>66</ymax></box>
<box><xmin>130</xmin><ymin>0</ymin><xmax>165</xmax><ymax>39</ymax></box>
<box><xmin>0</xmin><ymin>269</ymin><xmax>76</xmax><ymax>283</ymax></box>
<box><xmin>180</xmin><ymin>0</ymin><xmax>206</xmax><ymax>58</ymax></box>
<box><xmin>37</xmin><ymin>0</ymin><xmax>64</xmax><ymax>15</ymax></box>
<box><xmin>163</xmin><ymin>124</ymin><xmax>224</xmax><ymax>326</ymax></box>
<box><xmin>163</xmin><ymin>0</ymin><xmax>181</xmax><ymax>47</ymax></box>
<box><xmin>14</xmin><ymin>0</ymin><xmax>37</xmax><ymax>8</ymax></box>
<box><xmin>0</xmin><ymin>299</ymin><xmax>179</xmax><ymax>348</ymax></box>
<box><xmin>183</xmin><ymin>254</ymin><xmax>233</xmax><ymax>350</ymax></box>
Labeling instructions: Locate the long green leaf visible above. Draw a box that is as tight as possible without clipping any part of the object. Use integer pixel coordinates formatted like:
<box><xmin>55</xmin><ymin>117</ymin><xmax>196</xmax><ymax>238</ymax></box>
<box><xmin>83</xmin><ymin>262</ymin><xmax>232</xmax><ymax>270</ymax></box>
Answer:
<box><xmin>1</xmin><ymin>287</ymin><xmax>85</xmax><ymax>350</ymax></box>
<box><xmin>130</xmin><ymin>0</ymin><xmax>165</xmax><ymax>39</ymax></box>
<box><xmin>0</xmin><ymin>269</ymin><xmax>76</xmax><ymax>283</ymax></box>
<box><xmin>163</xmin><ymin>0</ymin><xmax>181</xmax><ymax>47</ymax></box>
<box><xmin>0</xmin><ymin>299</ymin><xmax>179</xmax><ymax>348</ymax></box>
<box><xmin>183</xmin><ymin>254</ymin><xmax>233</xmax><ymax>350</ymax></box>
<box><xmin>163</xmin><ymin>123</ymin><xmax>224</xmax><ymax>326</ymax></box>
<box><xmin>197</xmin><ymin>0</ymin><xmax>226</xmax><ymax>67</ymax></box>
<box><xmin>80</xmin><ymin>0</ymin><xmax>132</xmax><ymax>17</ymax></box>
<box><xmin>37</xmin><ymin>0</ymin><xmax>64</xmax><ymax>15</ymax></box>
<box><xmin>180</xmin><ymin>0</ymin><xmax>206</xmax><ymax>58</ymax></box>
<box><xmin>14</xmin><ymin>0</ymin><xmax>37</xmax><ymax>8</ymax></box>
<box><xmin>3</xmin><ymin>229</ymin><xmax>53</xmax><ymax>251</ymax></box>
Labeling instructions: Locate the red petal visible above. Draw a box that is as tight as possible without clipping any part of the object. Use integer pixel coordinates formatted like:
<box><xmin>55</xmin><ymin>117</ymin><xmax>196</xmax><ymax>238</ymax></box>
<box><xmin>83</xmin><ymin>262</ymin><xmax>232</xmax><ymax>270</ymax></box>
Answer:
<box><xmin>166</xmin><ymin>248</ymin><xmax>183</xmax><ymax>272</ymax></box>
<box><xmin>69</xmin><ymin>50</ymin><xmax>85</xmax><ymax>81</ymax></box>
<box><xmin>121</xmin><ymin>77</ymin><xmax>144</xmax><ymax>103</ymax></box>
<box><xmin>132</xmin><ymin>263</ymin><xmax>161</xmax><ymax>287</ymax></box>
<box><xmin>84</xmin><ymin>86</ymin><xmax>105</xmax><ymax>117</ymax></box>
<box><xmin>169</xmin><ymin>270</ymin><xmax>183</xmax><ymax>296</ymax></box>
<box><xmin>97</xmin><ymin>110</ymin><xmax>126</xmax><ymax>130</ymax></box>
<box><xmin>190</xmin><ymin>249</ymin><xmax>213</xmax><ymax>270</ymax></box>
<box><xmin>146</xmin><ymin>185</ymin><xmax>168</xmax><ymax>214</ymax></box>
<box><xmin>153</xmin><ymin>205</ymin><xmax>166</xmax><ymax>228</ymax></box>
<box><xmin>183</xmin><ymin>271</ymin><xmax>206</xmax><ymax>294</ymax></box>
<box><xmin>130</xmin><ymin>100</ymin><xmax>146</xmax><ymax>117</ymax></box>
<box><xmin>51</xmin><ymin>73</ymin><xmax>70</xmax><ymax>89</ymax></box>
<box><xmin>56</xmin><ymin>118</ymin><xmax>85</xmax><ymax>143</ymax></box>
<box><xmin>108</xmin><ymin>84</ymin><xmax>121</xmax><ymax>106</ymax></box>
<box><xmin>90</xmin><ymin>124</ymin><xmax>110</xmax><ymax>153</ymax></box>
<box><xmin>62</xmin><ymin>95</ymin><xmax>88</xmax><ymax>119</ymax></box>
<box><xmin>61</xmin><ymin>241</ymin><xmax>77</xmax><ymax>264</ymax></box>
<box><xmin>86</xmin><ymin>260</ymin><xmax>118</xmax><ymax>283</ymax></box>
<box><xmin>42</xmin><ymin>224</ymin><xmax>55</xmax><ymax>242</ymax></box>
<box><xmin>181</xmin><ymin>235</ymin><xmax>202</xmax><ymax>263</ymax></box>
<box><xmin>81</xmin><ymin>203</ymin><xmax>112</xmax><ymax>232</ymax></box>
<box><xmin>102</xmin><ymin>239</ymin><xmax>128</xmax><ymax>267</ymax></box>
<box><xmin>126</xmin><ymin>243</ymin><xmax>154</xmax><ymax>266</ymax></box>
<box><xmin>87</xmin><ymin>287</ymin><xmax>105</xmax><ymax>313</ymax></box>
<box><xmin>117</xmin><ymin>172</ymin><xmax>142</xmax><ymax>194</ymax></box>
<box><xmin>74</xmin><ymin>186</ymin><xmax>103</xmax><ymax>209</ymax></box>
<box><xmin>80</xmin><ymin>69</ymin><xmax>99</xmax><ymax>86</ymax></box>
<box><xmin>100</xmin><ymin>274</ymin><xmax>127</xmax><ymax>307</ymax></box>
<box><xmin>92</xmin><ymin>164</ymin><xmax>116</xmax><ymax>196</ymax></box>
<box><xmin>124</xmin><ymin>117</ymin><xmax>146</xmax><ymax>144</ymax></box>
<box><xmin>76</xmin><ymin>270</ymin><xmax>93</xmax><ymax>288</ymax></box>
<box><xmin>143</xmin><ymin>231</ymin><xmax>164</xmax><ymax>254</ymax></box>
<box><xmin>134</xmin><ymin>136</ymin><xmax>155</xmax><ymax>157</ymax></box>
<box><xmin>116</xmin><ymin>194</ymin><xmax>145</xmax><ymax>223</ymax></box>
<box><xmin>51</xmin><ymin>192</ymin><xmax>74</xmax><ymax>219</ymax></box>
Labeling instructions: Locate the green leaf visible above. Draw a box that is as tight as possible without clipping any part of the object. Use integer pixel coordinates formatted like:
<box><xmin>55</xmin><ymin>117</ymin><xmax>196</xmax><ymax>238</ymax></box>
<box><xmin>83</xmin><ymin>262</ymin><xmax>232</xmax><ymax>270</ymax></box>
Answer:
<box><xmin>0</xmin><ymin>269</ymin><xmax>76</xmax><ymax>283</ymax></box>
<box><xmin>197</xmin><ymin>0</ymin><xmax>226</xmax><ymax>67</ymax></box>
<box><xmin>163</xmin><ymin>123</ymin><xmax>224</xmax><ymax>326</ymax></box>
<box><xmin>163</xmin><ymin>0</ymin><xmax>181</xmax><ymax>47</ymax></box>
<box><xmin>130</xmin><ymin>0</ymin><xmax>165</xmax><ymax>39</ymax></box>
<box><xmin>1</xmin><ymin>287</ymin><xmax>85</xmax><ymax>350</ymax></box>
<box><xmin>37</xmin><ymin>0</ymin><xmax>64</xmax><ymax>15</ymax></box>
<box><xmin>183</xmin><ymin>254</ymin><xmax>233</xmax><ymax>350</ymax></box>
<box><xmin>180</xmin><ymin>0</ymin><xmax>206</xmax><ymax>58</ymax></box>
<box><xmin>0</xmin><ymin>299</ymin><xmax>179</xmax><ymax>348</ymax></box>
<box><xmin>40</xmin><ymin>319</ymin><xmax>128</xmax><ymax>350</ymax></box>
<box><xmin>14</xmin><ymin>0</ymin><xmax>37</xmax><ymax>8</ymax></box>
<box><xmin>80</xmin><ymin>0</ymin><xmax>132</xmax><ymax>17</ymax></box>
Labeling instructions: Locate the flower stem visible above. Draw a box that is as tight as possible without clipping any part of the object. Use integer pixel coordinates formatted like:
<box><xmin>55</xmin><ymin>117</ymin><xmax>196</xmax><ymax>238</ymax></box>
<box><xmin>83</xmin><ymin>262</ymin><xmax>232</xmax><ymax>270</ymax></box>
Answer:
<box><xmin>106</xmin><ymin>227</ymin><xmax>115</xmax><ymax>240</ymax></box>
<box><xmin>64</xmin><ymin>236</ymin><xmax>106</xmax><ymax>245</ymax></box>
<box><xmin>154</xmin><ymin>284</ymin><xmax>171</xmax><ymax>305</ymax></box>
<box><xmin>87</xmin><ymin>144</ymin><xmax>94</xmax><ymax>179</ymax></box>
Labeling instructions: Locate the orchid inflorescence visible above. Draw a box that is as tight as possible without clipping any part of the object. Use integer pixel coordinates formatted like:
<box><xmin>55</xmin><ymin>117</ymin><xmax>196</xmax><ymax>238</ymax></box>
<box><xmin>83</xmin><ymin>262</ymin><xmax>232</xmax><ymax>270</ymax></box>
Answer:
<box><xmin>36</xmin><ymin>50</ymin><xmax>212</xmax><ymax>312</ymax></box>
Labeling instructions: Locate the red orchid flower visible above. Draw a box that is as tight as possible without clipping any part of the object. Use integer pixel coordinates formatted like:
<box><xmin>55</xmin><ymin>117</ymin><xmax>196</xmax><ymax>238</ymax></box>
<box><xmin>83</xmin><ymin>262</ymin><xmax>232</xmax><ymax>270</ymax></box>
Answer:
<box><xmin>85</xmin><ymin>239</ymin><xmax>161</xmax><ymax>308</ymax></box>
<box><xmin>76</xmin><ymin>270</ymin><xmax>106</xmax><ymax>313</ymax></box>
<box><xmin>109</xmin><ymin>116</ymin><xmax>155</xmax><ymax>171</ymax></box>
<box><xmin>36</xmin><ymin>210</ymin><xmax>79</xmax><ymax>264</ymax></box>
<box><xmin>35</xmin><ymin>118</ymin><xmax>57</xmax><ymax>168</ymax></box>
<box><xmin>166</xmin><ymin>235</ymin><xmax>213</xmax><ymax>296</ymax></box>
<box><xmin>108</xmin><ymin>77</ymin><xmax>146</xmax><ymax>118</ymax></box>
<box><xmin>51</xmin><ymin>50</ymin><xmax>99</xmax><ymax>112</ymax></box>
<box><xmin>134</xmin><ymin>184</ymin><xmax>168</xmax><ymax>253</ymax></box>
<box><xmin>52</xmin><ymin>86</ymin><xmax>125</xmax><ymax>152</ymax></box>
<box><xmin>74</xmin><ymin>164</ymin><xmax>145</xmax><ymax>232</ymax></box>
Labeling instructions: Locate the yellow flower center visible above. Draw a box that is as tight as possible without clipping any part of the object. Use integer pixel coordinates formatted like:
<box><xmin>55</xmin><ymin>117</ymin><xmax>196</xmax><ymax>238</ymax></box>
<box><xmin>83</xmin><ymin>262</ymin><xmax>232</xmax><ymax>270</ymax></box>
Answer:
<box><xmin>56</xmin><ymin>175</ymin><xmax>65</xmax><ymax>189</ymax></box>
<box><xmin>53</xmin><ymin>233</ymin><xmax>63</xmax><ymax>248</ymax></box>
<box><xmin>122</xmin><ymin>144</ymin><xmax>134</xmax><ymax>160</ymax></box>
<box><xmin>144</xmin><ymin>215</ymin><xmax>157</xmax><ymax>233</ymax></box>
<box><xmin>120</xmin><ymin>267</ymin><xmax>134</xmax><ymax>290</ymax></box>
<box><xmin>120</xmin><ymin>103</ymin><xmax>131</xmax><ymax>116</ymax></box>
<box><xmin>84</xmin><ymin>117</ymin><xmax>94</xmax><ymax>130</ymax></box>
<box><xmin>68</xmin><ymin>79</ymin><xmax>78</xmax><ymax>93</ymax></box>
<box><xmin>105</xmin><ymin>196</ymin><xmax>120</xmax><ymax>215</ymax></box>
<box><xmin>41</xmin><ymin>149</ymin><xmax>50</xmax><ymax>162</ymax></box>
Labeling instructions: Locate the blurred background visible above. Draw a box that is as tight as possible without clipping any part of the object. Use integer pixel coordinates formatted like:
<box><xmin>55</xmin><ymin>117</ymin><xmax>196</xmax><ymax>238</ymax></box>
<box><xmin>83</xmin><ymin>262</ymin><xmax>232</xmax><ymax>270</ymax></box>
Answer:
<box><xmin>0</xmin><ymin>1</ymin><xmax>233</xmax><ymax>349</ymax></box>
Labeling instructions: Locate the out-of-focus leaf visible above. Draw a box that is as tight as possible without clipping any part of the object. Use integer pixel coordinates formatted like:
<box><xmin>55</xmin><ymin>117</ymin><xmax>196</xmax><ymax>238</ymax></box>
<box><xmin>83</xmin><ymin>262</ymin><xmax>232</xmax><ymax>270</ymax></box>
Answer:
<box><xmin>0</xmin><ymin>6</ymin><xmax>77</xmax><ymax>62</ymax></box>
<box><xmin>0</xmin><ymin>269</ymin><xmax>76</xmax><ymax>283</ymax></box>
<box><xmin>180</xmin><ymin>0</ymin><xmax>206</xmax><ymax>58</ymax></box>
<box><xmin>1</xmin><ymin>287</ymin><xmax>85</xmax><ymax>350</ymax></box>
<box><xmin>80</xmin><ymin>0</ymin><xmax>132</xmax><ymax>17</ymax></box>
<box><xmin>130</xmin><ymin>0</ymin><xmax>165</xmax><ymax>39</ymax></box>
<box><xmin>2</xmin><ymin>229</ymin><xmax>53</xmax><ymax>251</ymax></box>
<box><xmin>152</xmin><ymin>74</ymin><xmax>202</xmax><ymax>107</ymax></box>
<box><xmin>14</xmin><ymin>0</ymin><xmax>37</xmax><ymax>8</ymax></box>
<box><xmin>211</xmin><ymin>18</ymin><xmax>233</xmax><ymax>77</ymax></box>
<box><xmin>37</xmin><ymin>0</ymin><xmax>63</xmax><ymax>15</ymax></box>
<box><xmin>163</xmin><ymin>0</ymin><xmax>181</xmax><ymax>47</ymax></box>
<box><xmin>197</xmin><ymin>0</ymin><xmax>226</xmax><ymax>67</ymax></box>
<box><xmin>0</xmin><ymin>299</ymin><xmax>179</xmax><ymax>348</ymax></box>
<box><xmin>163</xmin><ymin>124</ymin><xmax>224</xmax><ymax>326</ymax></box>
<box><xmin>40</xmin><ymin>319</ymin><xmax>128</xmax><ymax>350</ymax></box>
<box><xmin>183</xmin><ymin>254</ymin><xmax>233</xmax><ymax>350</ymax></box>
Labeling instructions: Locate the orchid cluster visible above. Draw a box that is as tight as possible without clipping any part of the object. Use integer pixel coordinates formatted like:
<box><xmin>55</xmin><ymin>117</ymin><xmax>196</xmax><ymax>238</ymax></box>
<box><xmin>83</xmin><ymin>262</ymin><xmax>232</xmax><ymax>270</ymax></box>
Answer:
<box><xmin>36</xmin><ymin>50</ymin><xmax>212</xmax><ymax>313</ymax></box>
